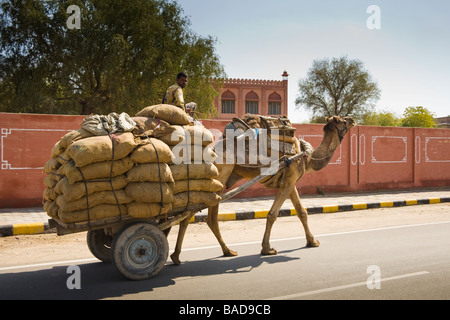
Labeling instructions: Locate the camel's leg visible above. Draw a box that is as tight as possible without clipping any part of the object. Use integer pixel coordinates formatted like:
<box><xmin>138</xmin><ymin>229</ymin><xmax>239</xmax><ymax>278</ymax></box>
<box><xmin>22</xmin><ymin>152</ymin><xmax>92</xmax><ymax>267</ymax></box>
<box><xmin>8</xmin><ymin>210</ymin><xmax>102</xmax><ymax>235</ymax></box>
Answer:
<box><xmin>204</xmin><ymin>162</ymin><xmax>237</xmax><ymax>257</ymax></box>
<box><xmin>290</xmin><ymin>188</ymin><xmax>320</xmax><ymax>247</ymax></box>
<box><xmin>261</xmin><ymin>186</ymin><xmax>293</xmax><ymax>255</ymax></box>
<box><xmin>170</xmin><ymin>212</ymin><xmax>196</xmax><ymax>265</ymax></box>
<box><xmin>207</xmin><ymin>205</ymin><xmax>238</xmax><ymax>257</ymax></box>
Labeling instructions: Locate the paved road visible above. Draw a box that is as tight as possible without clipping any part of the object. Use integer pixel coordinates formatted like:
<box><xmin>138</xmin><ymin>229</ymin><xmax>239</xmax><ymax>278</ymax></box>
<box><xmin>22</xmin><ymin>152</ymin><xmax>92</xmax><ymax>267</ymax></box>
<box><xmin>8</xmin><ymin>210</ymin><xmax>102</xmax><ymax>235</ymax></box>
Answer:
<box><xmin>1</xmin><ymin>204</ymin><xmax>450</xmax><ymax>302</ymax></box>
<box><xmin>2</xmin><ymin>187</ymin><xmax>450</xmax><ymax>228</ymax></box>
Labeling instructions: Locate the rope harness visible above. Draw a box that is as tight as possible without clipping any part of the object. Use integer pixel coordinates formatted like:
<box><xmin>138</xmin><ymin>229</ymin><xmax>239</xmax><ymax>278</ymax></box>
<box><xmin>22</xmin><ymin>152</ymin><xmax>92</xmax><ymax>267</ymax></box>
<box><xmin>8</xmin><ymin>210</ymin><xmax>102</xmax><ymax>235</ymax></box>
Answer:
<box><xmin>77</xmin><ymin>123</ymin><xmax>124</xmax><ymax>229</ymax></box>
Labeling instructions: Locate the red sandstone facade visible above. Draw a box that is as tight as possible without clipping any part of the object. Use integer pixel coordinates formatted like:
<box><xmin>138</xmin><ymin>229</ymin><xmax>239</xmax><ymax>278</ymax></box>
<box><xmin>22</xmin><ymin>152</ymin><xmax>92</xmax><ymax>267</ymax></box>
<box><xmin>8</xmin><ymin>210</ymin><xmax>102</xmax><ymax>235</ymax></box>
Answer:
<box><xmin>215</xmin><ymin>71</ymin><xmax>289</xmax><ymax>120</ymax></box>
<box><xmin>1</xmin><ymin>112</ymin><xmax>450</xmax><ymax>208</ymax></box>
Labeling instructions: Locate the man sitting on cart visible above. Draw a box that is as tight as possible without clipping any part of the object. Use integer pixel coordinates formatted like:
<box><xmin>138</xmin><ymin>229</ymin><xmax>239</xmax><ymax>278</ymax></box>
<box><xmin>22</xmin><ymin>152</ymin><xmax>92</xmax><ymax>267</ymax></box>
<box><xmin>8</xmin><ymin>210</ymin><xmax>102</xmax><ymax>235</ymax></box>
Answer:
<box><xmin>162</xmin><ymin>72</ymin><xmax>197</xmax><ymax>115</ymax></box>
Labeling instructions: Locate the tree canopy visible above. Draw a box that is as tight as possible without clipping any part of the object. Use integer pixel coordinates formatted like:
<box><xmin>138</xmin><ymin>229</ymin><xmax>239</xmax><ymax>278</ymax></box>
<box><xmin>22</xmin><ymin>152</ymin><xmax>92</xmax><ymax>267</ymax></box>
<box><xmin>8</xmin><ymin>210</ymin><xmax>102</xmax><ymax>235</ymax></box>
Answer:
<box><xmin>0</xmin><ymin>0</ymin><xmax>225</xmax><ymax>117</ymax></box>
<box><xmin>401</xmin><ymin>106</ymin><xmax>436</xmax><ymax>128</ymax></box>
<box><xmin>361</xmin><ymin>110</ymin><xmax>401</xmax><ymax>127</ymax></box>
<box><xmin>296</xmin><ymin>56</ymin><xmax>381</xmax><ymax>120</ymax></box>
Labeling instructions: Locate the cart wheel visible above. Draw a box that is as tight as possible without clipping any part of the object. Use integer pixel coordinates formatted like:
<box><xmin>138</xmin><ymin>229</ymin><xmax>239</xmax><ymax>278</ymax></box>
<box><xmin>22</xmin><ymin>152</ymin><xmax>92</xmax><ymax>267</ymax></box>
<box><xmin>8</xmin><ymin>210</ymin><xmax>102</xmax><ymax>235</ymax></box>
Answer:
<box><xmin>111</xmin><ymin>222</ymin><xmax>169</xmax><ymax>280</ymax></box>
<box><xmin>86</xmin><ymin>229</ymin><xmax>113</xmax><ymax>263</ymax></box>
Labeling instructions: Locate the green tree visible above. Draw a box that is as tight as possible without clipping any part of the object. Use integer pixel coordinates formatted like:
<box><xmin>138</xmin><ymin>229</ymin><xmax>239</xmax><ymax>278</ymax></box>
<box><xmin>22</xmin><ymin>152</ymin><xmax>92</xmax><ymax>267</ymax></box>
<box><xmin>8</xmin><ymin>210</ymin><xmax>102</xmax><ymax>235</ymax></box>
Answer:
<box><xmin>182</xmin><ymin>36</ymin><xmax>224</xmax><ymax>118</ymax></box>
<box><xmin>401</xmin><ymin>106</ymin><xmax>436</xmax><ymax>128</ymax></box>
<box><xmin>296</xmin><ymin>56</ymin><xmax>381</xmax><ymax>120</ymax></box>
<box><xmin>0</xmin><ymin>0</ymin><xmax>225</xmax><ymax>117</ymax></box>
<box><xmin>361</xmin><ymin>110</ymin><xmax>401</xmax><ymax>127</ymax></box>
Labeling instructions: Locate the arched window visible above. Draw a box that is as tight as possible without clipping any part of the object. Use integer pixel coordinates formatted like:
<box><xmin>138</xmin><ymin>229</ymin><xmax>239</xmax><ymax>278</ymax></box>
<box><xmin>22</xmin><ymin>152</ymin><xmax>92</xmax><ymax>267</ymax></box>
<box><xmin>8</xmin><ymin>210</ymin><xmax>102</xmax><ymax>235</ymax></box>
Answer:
<box><xmin>245</xmin><ymin>91</ymin><xmax>259</xmax><ymax>114</ymax></box>
<box><xmin>268</xmin><ymin>92</ymin><xmax>282</xmax><ymax>115</ymax></box>
<box><xmin>221</xmin><ymin>90</ymin><xmax>235</xmax><ymax>114</ymax></box>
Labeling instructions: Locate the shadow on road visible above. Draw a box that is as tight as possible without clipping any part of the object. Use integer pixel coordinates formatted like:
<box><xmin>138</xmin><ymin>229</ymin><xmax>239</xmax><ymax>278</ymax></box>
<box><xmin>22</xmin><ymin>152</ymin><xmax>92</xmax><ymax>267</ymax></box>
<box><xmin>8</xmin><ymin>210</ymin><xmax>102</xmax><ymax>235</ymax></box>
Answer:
<box><xmin>0</xmin><ymin>248</ymin><xmax>304</xmax><ymax>300</ymax></box>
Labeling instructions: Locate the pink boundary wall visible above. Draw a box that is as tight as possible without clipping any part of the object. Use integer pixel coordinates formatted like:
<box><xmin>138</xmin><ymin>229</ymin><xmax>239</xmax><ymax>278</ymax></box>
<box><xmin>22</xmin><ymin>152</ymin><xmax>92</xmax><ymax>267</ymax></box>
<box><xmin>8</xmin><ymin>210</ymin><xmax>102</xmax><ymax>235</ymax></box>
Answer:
<box><xmin>1</xmin><ymin>113</ymin><xmax>449</xmax><ymax>208</ymax></box>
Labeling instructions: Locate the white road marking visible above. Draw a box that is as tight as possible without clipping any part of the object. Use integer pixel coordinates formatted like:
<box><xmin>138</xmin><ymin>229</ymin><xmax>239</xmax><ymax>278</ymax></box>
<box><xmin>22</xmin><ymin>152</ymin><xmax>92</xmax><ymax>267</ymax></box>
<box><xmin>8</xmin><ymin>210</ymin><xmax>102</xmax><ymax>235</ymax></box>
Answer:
<box><xmin>2</xmin><ymin>220</ymin><xmax>450</xmax><ymax>272</ymax></box>
<box><xmin>266</xmin><ymin>271</ymin><xmax>431</xmax><ymax>300</ymax></box>
<box><xmin>0</xmin><ymin>258</ymin><xmax>97</xmax><ymax>272</ymax></box>
<box><xmin>182</xmin><ymin>220</ymin><xmax>450</xmax><ymax>252</ymax></box>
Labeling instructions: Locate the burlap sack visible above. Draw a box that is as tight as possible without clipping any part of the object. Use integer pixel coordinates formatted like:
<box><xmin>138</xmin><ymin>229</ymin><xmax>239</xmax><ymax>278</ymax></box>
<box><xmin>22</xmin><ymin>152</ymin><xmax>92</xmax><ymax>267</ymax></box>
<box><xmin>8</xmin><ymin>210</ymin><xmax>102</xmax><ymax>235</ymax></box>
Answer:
<box><xmin>56</xmin><ymin>150</ymin><xmax>72</xmax><ymax>165</ymax></box>
<box><xmin>185</xmin><ymin>125</ymin><xmax>214</xmax><ymax>146</ymax></box>
<box><xmin>270</xmin><ymin>133</ymin><xmax>298</xmax><ymax>144</ymax></box>
<box><xmin>126</xmin><ymin>163</ymin><xmax>174</xmax><ymax>183</ymax></box>
<box><xmin>43</xmin><ymin>158</ymin><xmax>61</xmax><ymax>174</ymax></box>
<box><xmin>169</xmin><ymin>163</ymin><xmax>219</xmax><ymax>180</ymax></box>
<box><xmin>135</xmin><ymin>104</ymin><xmax>191</xmax><ymax>125</ymax></box>
<box><xmin>173</xmin><ymin>191</ymin><xmax>221</xmax><ymax>208</ymax></box>
<box><xmin>130</xmin><ymin>138</ymin><xmax>173</xmax><ymax>163</ymax></box>
<box><xmin>55</xmin><ymin>175</ymin><xmax>128</xmax><ymax>201</ymax></box>
<box><xmin>259</xmin><ymin>134</ymin><xmax>300</xmax><ymax>156</ymax></box>
<box><xmin>59</xmin><ymin>128</ymin><xmax>93</xmax><ymax>149</ymax></box>
<box><xmin>159</xmin><ymin>125</ymin><xmax>214</xmax><ymax>147</ymax></box>
<box><xmin>47</xmin><ymin>171</ymin><xmax>64</xmax><ymax>182</ymax></box>
<box><xmin>43</xmin><ymin>187</ymin><xmax>58</xmax><ymax>201</ymax></box>
<box><xmin>67</xmin><ymin>132</ymin><xmax>136</xmax><ymax>167</ymax></box>
<box><xmin>172</xmin><ymin>179</ymin><xmax>223</xmax><ymax>194</ymax></box>
<box><xmin>125</xmin><ymin>182</ymin><xmax>174</xmax><ymax>203</ymax></box>
<box><xmin>170</xmin><ymin>144</ymin><xmax>217</xmax><ymax>164</ymax></box>
<box><xmin>126</xmin><ymin>202</ymin><xmax>172</xmax><ymax>218</ymax></box>
<box><xmin>81</xmin><ymin>112</ymin><xmax>136</xmax><ymax>136</ymax></box>
<box><xmin>56</xmin><ymin>190</ymin><xmax>132</xmax><ymax>213</ymax></box>
<box><xmin>266</xmin><ymin>142</ymin><xmax>298</xmax><ymax>156</ymax></box>
<box><xmin>51</xmin><ymin>140</ymin><xmax>65</xmax><ymax>158</ymax></box>
<box><xmin>59</xmin><ymin>204</ymin><xmax>127</xmax><ymax>223</ymax></box>
<box><xmin>43</xmin><ymin>201</ymin><xmax>59</xmax><ymax>219</ymax></box>
<box><xmin>131</xmin><ymin>117</ymin><xmax>175</xmax><ymax>137</ymax></box>
<box><xmin>59</xmin><ymin>157</ymin><xmax>133</xmax><ymax>184</ymax></box>
<box><xmin>43</xmin><ymin>175</ymin><xmax>58</xmax><ymax>188</ymax></box>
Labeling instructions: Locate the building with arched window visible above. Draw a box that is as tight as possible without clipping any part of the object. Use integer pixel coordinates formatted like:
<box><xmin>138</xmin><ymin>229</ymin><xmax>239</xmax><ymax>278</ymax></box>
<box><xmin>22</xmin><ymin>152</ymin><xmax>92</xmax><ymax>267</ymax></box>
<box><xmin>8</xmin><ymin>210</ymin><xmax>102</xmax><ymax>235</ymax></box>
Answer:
<box><xmin>215</xmin><ymin>71</ymin><xmax>288</xmax><ymax>120</ymax></box>
<box><xmin>245</xmin><ymin>91</ymin><xmax>259</xmax><ymax>114</ymax></box>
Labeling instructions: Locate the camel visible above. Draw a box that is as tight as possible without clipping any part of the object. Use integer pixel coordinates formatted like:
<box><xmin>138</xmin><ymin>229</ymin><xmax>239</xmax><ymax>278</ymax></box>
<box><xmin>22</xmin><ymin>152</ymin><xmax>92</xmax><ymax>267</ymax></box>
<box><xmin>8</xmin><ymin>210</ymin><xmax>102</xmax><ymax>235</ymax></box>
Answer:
<box><xmin>170</xmin><ymin>115</ymin><xmax>356</xmax><ymax>265</ymax></box>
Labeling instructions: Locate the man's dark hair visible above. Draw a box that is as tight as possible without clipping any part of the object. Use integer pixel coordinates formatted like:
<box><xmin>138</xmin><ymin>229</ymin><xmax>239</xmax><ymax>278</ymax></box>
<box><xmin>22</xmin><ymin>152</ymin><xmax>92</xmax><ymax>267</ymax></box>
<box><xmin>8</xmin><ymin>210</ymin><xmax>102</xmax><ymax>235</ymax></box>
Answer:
<box><xmin>177</xmin><ymin>72</ymin><xmax>188</xmax><ymax>79</ymax></box>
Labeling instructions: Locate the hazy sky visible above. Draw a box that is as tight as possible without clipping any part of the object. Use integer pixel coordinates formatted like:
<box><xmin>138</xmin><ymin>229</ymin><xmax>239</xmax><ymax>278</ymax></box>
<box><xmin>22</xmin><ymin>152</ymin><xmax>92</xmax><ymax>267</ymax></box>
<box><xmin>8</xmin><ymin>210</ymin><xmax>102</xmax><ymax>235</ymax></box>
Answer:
<box><xmin>176</xmin><ymin>0</ymin><xmax>450</xmax><ymax>123</ymax></box>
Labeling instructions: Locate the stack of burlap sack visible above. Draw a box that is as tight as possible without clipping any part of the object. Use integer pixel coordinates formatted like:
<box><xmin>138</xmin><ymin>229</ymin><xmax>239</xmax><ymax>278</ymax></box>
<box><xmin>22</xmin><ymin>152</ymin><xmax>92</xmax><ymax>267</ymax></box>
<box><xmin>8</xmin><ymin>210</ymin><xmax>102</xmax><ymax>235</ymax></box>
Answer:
<box><xmin>42</xmin><ymin>104</ymin><xmax>223</xmax><ymax>224</ymax></box>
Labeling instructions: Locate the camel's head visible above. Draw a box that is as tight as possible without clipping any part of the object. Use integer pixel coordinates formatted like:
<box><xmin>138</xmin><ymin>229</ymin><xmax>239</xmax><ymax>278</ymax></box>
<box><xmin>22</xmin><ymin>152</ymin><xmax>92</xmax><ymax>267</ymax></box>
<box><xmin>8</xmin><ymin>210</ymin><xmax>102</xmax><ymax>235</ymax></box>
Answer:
<box><xmin>324</xmin><ymin>116</ymin><xmax>356</xmax><ymax>142</ymax></box>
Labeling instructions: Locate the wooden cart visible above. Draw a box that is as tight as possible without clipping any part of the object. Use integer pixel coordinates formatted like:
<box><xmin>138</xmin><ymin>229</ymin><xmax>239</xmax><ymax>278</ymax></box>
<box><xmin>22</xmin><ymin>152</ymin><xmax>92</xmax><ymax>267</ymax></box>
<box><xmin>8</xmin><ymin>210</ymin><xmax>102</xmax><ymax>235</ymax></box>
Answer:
<box><xmin>48</xmin><ymin>152</ymin><xmax>307</xmax><ymax>280</ymax></box>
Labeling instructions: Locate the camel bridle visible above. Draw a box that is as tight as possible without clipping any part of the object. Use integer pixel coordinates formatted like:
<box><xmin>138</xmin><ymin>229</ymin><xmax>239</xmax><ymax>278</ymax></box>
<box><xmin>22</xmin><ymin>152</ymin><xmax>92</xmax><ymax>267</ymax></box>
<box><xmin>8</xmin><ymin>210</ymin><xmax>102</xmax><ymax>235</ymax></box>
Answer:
<box><xmin>308</xmin><ymin>120</ymin><xmax>350</xmax><ymax>161</ymax></box>
<box><xmin>328</xmin><ymin>120</ymin><xmax>349</xmax><ymax>143</ymax></box>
